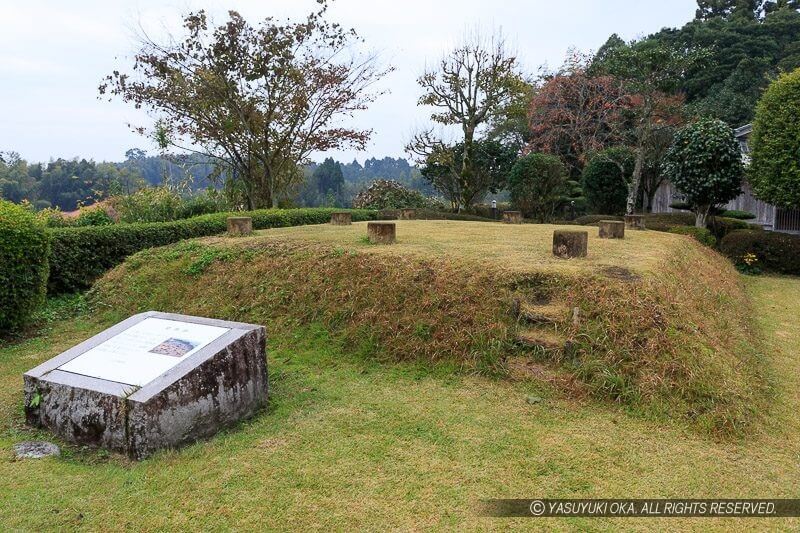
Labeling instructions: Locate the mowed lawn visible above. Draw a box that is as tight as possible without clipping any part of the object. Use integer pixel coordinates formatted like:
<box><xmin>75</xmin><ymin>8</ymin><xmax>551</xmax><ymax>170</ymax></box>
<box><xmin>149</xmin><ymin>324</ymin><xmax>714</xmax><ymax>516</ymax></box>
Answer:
<box><xmin>0</xmin><ymin>275</ymin><xmax>798</xmax><ymax>531</ymax></box>
<box><xmin>214</xmin><ymin>219</ymin><xmax>683</xmax><ymax>275</ymax></box>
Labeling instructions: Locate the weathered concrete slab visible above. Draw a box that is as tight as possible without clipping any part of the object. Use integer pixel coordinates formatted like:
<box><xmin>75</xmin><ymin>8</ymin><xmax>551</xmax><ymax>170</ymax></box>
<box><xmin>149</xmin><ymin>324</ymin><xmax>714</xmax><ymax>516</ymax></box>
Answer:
<box><xmin>23</xmin><ymin>311</ymin><xmax>267</xmax><ymax>459</ymax></box>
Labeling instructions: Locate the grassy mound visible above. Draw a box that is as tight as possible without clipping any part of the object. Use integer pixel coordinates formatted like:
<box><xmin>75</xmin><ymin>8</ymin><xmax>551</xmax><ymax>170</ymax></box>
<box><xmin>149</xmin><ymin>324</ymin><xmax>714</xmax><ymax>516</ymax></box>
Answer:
<box><xmin>90</xmin><ymin>221</ymin><xmax>770</xmax><ymax>434</ymax></box>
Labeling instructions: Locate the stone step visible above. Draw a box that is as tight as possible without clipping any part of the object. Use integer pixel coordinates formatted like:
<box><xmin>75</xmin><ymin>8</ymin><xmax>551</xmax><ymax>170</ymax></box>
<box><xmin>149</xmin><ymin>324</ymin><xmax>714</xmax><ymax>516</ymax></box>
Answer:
<box><xmin>516</xmin><ymin>302</ymin><xmax>569</xmax><ymax>324</ymax></box>
<box><xmin>515</xmin><ymin>328</ymin><xmax>566</xmax><ymax>351</ymax></box>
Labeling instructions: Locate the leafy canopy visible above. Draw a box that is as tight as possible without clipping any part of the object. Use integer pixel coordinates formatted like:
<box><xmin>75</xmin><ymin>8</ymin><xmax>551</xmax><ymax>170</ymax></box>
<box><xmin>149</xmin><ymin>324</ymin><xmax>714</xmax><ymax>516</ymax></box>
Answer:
<box><xmin>663</xmin><ymin>117</ymin><xmax>743</xmax><ymax>227</ymax></box>
<box><xmin>101</xmin><ymin>5</ymin><xmax>389</xmax><ymax>209</ymax></box>
<box><xmin>508</xmin><ymin>153</ymin><xmax>568</xmax><ymax>222</ymax></box>
<box><xmin>419</xmin><ymin>140</ymin><xmax>517</xmax><ymax>212</ymax></box>
<box><xmin>582</xmin><ymin>147</ymin><xmax>635</xmax><ymax>215</ymax></box>
<box><xmin>749</xmin><ymin>68</ymin><xmax>800</xmax><ymax>207</ymax></box>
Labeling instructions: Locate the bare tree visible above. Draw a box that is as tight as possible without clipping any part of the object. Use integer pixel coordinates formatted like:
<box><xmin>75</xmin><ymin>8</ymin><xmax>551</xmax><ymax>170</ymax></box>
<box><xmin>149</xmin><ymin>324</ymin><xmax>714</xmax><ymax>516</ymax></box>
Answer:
<box><xmin>407</xmin><ymin>30</ymin><xmax>524</xmax><ymax>211</ymax></box>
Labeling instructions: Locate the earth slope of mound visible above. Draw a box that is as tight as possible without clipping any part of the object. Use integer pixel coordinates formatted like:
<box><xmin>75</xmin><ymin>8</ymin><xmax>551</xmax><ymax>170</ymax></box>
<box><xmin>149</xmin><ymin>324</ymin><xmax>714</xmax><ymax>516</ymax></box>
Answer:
<box><xmin>91</xmin><ymin>221</ymin><xmax>769</xmax><ymax>434</ymax></box>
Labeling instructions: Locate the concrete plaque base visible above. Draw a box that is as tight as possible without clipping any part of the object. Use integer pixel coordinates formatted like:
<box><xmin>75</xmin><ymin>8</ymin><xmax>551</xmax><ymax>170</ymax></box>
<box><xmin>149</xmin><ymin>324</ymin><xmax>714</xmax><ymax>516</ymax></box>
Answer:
<box><xmin>23</xmin><ymin>311</ymin><xmax>267</xmax><ymax>459</ymax></box>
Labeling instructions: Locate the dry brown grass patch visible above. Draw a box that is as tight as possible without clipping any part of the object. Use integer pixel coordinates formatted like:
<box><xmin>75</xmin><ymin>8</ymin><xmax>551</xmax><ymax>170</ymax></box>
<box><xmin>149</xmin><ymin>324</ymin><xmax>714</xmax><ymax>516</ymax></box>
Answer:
<box><xmin>90</xmin><ymin>221</ymin><xmax>770</xmax><ymax>434</ymax></box>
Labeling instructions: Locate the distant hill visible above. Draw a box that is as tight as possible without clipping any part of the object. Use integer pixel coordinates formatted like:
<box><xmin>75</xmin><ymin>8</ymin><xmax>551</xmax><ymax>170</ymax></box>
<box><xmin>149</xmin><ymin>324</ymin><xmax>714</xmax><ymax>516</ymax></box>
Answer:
<box><xmin>1</xmin><ymin>149</ymin><xmax>433</xmax><ymax>211</ymax></box>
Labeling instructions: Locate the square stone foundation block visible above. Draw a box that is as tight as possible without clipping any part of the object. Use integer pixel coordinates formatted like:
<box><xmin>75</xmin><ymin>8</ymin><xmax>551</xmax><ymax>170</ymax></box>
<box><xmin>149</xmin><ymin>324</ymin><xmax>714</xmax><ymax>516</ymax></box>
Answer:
<box><xmin>553</xmin><ymin>230</ymin><xmax>588</xmax><ymax>258</ymax></box>
<box><xmin>624</xmin><ymin>214</ymin><xmax>646</xmax><ymax>230</ymax></box>
<box><xmin>367</xmin><ymin>222</ymin><xmax>396</xmax><ymax>244</ymax></box>
<box><xmin>23</xmin><ymin>312</ymin><xmax>267</xmax><ymax>460</ymax></box>
<box><xmin>227</xmin><ymin>216</ymin><xmax>253</xmax><ymax>236</ymax></box>
<box><xmin>502</xmin><ymin>211</ymin><xmax>523</xmax><ymax>224</ymax></box>
<box><xmin>330</xmin><ymin>212</ymin><xmax>352</xmax><ymax>225</ymax></box>
<box><xmin>598</xmin><ymin>220</ymin><xmax>625</xmax><ymax>239</ymax></box>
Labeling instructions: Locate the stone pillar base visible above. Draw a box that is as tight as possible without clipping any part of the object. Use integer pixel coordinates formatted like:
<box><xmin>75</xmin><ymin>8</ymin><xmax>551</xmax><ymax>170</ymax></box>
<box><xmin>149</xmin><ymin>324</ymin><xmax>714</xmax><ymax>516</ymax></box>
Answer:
<box><xmin>599</xmin><ymin>220</ymin><xmax>625</xmax><ymax>239</ymax></box>
<box><xmin>367</xmin><ymin>222</ymin><xmax>396</xmax><ymax>244</ymax></box>
<box><xmin>227</xmin><ymin>217</ymin><xmax>253</xmax><ymax>236</ymax></box>
<box><xmin>553</xmin><ymin>230</ymin><xmax>588</xmax><ymax>258</ymax></box>
<box><xmin>624</xmin><ymin>215</ymin><xmax>646</xmax><ymax>230</ymax></box>
<box><xmin>330</xmin><ymin>212</ymin><xmax>352</xmax><ymax>225</ymax></box>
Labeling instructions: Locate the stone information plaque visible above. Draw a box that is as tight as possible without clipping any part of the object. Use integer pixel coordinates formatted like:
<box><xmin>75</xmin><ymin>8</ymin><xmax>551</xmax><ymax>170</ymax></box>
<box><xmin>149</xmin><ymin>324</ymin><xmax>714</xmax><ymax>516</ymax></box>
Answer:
<box><xmin>59</xmin><ymin>317</ymin><xmax>230</xmax><ymax>386</ymax></box>
<box><xmin>24</xmin><ymin>311</ymin><xmax>267</xmax><ymax>459</ymax></box>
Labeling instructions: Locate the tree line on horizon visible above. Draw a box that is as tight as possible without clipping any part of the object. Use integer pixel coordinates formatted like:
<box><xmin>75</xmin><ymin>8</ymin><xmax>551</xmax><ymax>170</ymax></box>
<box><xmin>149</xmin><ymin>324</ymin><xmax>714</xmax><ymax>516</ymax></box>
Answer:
<box><xmin>0</xmin><ymin>150</ymin><xmax>428</xmax><ymax>212</ymax></box>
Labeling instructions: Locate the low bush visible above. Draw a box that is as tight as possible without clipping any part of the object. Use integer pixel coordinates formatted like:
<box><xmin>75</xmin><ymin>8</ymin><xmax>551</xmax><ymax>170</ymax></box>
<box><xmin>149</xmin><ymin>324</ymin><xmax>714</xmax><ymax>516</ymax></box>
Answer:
<box><xmin>708</xmin><ymin>216</ymin><xmax>751</xmax><ymax>240</ymax></box>
<box><xmin>175</xmin><ymin>190</ymin><xmax>229</xmax><ymax>220</ymax></box>
<box><xmin>582</xmin><ymin>147</ymin><xmax>634</xmax><ymax>215</ymax></box>
<box><xmin>37</xmin><ymin>207</ymin><xmax>75</xmax><ymax>228</ymax></box>
<box><xmin>75</xmin><ymin>205</ymin><xmax>115</xmax><ymax>227</ymax></box>
<box><xmin>353</xmin><ymin>180</ymin><xmax>436</xmax><ymax>210</ymax></box>
<box><xmin>720</xmin><ymin>229</ymin><xmax>800</xmax><ymax>275</ymax></box>
<box><xmin>48</xmin><ymin>208</ymin><xmax>376</xmax><ymax>293</ymax></box>
<box><xmin>575</xmin><ymin>214</ymin><xmax>624</xmax><ymax>225</ymax></box>
<box><xmin>0</xmin><ymin>200</ymin><xmax>50</xmax><ymax>332</ymax></box>
<box><xmin>720</xmin><ymin>210</ymin><xmax>756</xmax><ymax>220</ymax></box>
<box><xmin>641</xmin><ymin>212</ymin><xmax>696</xmax><ymax>231</ymax></box>
<box><xmin>668</xmin><ymin>226</ymin><xmax>717</xmax><ymax>247</ymax></box>
<box><xmin>114</xmin><ymin>187</ymin><xmax>184</xmax><ymax>223</ymax></box>
<box><xmin>508</xmin><ymin>153</ymin><xmax>568</xmax><ymax>222</ymax></box>
<box><xmin>377</xmin><ymin>209</ymin><xmax>494</xmax><ymax>222</ymax></box>
<box><xmin>578</xmin><ymin>212</ymin><xmax>748</xmax><ymax>241</ymax></box>
<box><xmin>467</xmin><ymin>202</ymin><xmax>511</xmax><ymax>219</ymax></box>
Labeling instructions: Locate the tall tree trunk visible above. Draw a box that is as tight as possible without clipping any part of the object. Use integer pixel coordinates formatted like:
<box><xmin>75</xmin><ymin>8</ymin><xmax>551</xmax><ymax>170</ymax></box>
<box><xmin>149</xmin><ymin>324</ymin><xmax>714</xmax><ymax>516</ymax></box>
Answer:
<box><xmin>626</xmin><ymin>145</ymin><xmax>645</xmax><ymax>215</ymax></box>
<box><xmin>695</xmin><ymin>205</ymin><xmax>710</xmax><ymax>228</ymax></box>
<box><xmin>459</xmin><ymin>125</ymin><xmax>476</xmax><ymax>213</ymax></box>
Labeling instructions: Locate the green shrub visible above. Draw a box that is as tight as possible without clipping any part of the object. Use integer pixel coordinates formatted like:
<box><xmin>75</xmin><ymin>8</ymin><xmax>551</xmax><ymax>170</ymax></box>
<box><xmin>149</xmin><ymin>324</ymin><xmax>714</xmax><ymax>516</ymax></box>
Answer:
<box><xmin>668</xmin><ymin>226</ymin><xmax>717</xmax><ymax>247</ymax></box>
<box><xmin>720</xmin><ymin>210</ymin><xmax>756</xmax><ymax>220</ymax></box>
<box><xmin>575</xmin><ymin>214</ymin><xmax>624</xmax><ymax>226</ymax></box>
<box><xmin>582</xmin><ymin>147</ymin><xmax>634</xmax><ymax>215</ymax></box>
<box><xmin>175</xmin><ymin>189</ymin><xmax>229</xmax><ymax>220</ymax></box>
<box><xmin>37</xmin><ymin>207</ymin><xmax>75</xmax><ymax>228</ymax></box>
<box><xmin>508</xmin><ymin>153</ymin><xmax>568</xmax><ymax>222</ymax></box>
<box><xmin>708</xmin><ymin>216</ymin><xmax>750</xmax><ymax>241</ymax></box>
<box><xmin>352</xmin><ymin>180</ymin><xmax>432</xmax><ymax>210</ymax></box>
<box><xmin>662</xmin><ymin>117</ymin><xmax>743</xmax><ymax>228</ymax></box>
<box><xmin>114</xmin><ymin>187</ymin><xmax>183</xmax><ymax>223</ymax></box>
<box><xmin>749</xmin><ymin>68</ymin><xmax>800</xmax><ymax>208</ymax></box>
<box><xmin>720</xmin><ymin>229</ymin><xmax>800</xmax><ymax>275</ymax></box>
<box><xmin>48</xmin><ymin>208</ymin><xmax>376</xmax><ymax>293</ymax></box>
<box><xmin>466</xmin><ymin>203</ymin><xmax>511</xmax><ymax>219</ymax></box>
<box><xmin>0</xmin><ymin>200</ymin><xmax>50</xmax><ymax>332</ymax></box>
<box><xmin>377</xmin><ymin>208</ymin><xmax>493</xmax><ymax>222</ymax></box>
<box><xmin>75</xmin><ymin>205</ymin><xmax>114</xmax><ymax>227</ymax></box>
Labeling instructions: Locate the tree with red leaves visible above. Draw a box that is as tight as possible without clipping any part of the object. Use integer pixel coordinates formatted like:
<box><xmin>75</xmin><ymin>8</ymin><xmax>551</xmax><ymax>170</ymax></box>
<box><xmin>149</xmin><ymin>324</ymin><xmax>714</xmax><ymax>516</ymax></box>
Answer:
<box><xmin>526</xmin><ymin>52</ymin><xmax>629</xmax><ymax>178</ymax></box>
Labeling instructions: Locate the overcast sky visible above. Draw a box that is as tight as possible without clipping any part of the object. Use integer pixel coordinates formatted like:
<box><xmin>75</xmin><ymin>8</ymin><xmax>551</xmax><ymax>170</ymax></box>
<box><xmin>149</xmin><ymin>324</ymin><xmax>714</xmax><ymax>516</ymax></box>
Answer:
<box><xmin>0</xmin><ymin>0</ymin><xmax>696</xmax><ymax>164</ymax></box>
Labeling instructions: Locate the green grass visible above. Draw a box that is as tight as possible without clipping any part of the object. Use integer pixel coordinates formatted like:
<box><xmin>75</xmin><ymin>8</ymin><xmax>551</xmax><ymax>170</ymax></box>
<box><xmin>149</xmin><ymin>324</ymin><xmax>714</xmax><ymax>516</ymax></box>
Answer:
<box><xmin>0</xmin><ymin>275</ymin><xmax>798</xmax><ymax>530</ymax></box>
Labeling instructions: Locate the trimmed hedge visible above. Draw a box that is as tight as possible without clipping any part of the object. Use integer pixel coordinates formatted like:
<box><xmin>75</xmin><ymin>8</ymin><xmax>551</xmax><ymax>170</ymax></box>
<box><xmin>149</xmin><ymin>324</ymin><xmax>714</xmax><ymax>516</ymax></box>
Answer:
<box><xmin>377</xmin><ymin>209</ymin><xmax>494</xmax><ymax>222</ymax></box>
<box><xmin>0</xmin><ymin>200</ymin><xmax>50</xmax><ymax>332</ymax></box>
<box><xmin>720</xmin><ymin>209</ymin><xmax>756</xmax><ymax>220</ymax></box>
<box><xmin>48</xmin><ymin>208</ymin><xmax>376</xmax><ymax>293</ymax></box>
<box><xmin>668</xmin><ymin>226</ymin><xmax>717</xmax><ymax>247</ymax></box>
<box><xmin>574</xmin><ymin>214</ymin><xmax>624</xmax><ymax>226</ymax></box>
<box><xmin>707</xmin><ymin>216</ymin><xmax>751</xmax><ymax>240</ymax></box>
<box><xmin>720</xmin><ymin>229</ymin><xmax>800</xmax><ymax>275</ymax></box>
<box><xmin>641</xmin><ymin>212</ymin><xmax>696</xmax><ymax>231</ymax></box>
